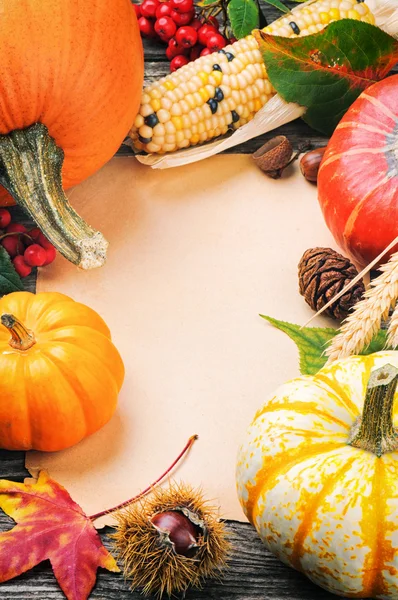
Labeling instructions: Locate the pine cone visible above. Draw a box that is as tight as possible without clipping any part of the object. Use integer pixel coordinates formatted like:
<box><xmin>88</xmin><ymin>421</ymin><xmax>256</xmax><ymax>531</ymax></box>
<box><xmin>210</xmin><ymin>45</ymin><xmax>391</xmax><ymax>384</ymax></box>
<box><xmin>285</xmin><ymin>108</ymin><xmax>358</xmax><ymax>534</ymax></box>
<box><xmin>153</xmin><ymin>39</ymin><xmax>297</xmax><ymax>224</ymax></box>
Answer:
<box><xmin>298</xmin><ymin>247</ymin><xmax>365</xmax><ymax>321</ymax></box>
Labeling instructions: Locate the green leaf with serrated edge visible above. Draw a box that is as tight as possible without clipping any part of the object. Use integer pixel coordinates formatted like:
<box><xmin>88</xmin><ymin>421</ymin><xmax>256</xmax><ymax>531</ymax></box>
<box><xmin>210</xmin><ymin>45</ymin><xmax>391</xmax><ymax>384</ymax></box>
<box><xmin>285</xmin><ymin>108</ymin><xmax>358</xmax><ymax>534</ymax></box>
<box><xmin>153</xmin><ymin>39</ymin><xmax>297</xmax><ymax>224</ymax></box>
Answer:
<box><xmin>228</xmin><ymin>0</ymin><xmax>259</xmax><ymax>39</ymax></box>
<box><xmin>254</xmin><ymin>20</ymin><xmax>398</xmax><ymax>135</ymax></box>
<box><xmin>261</xmin><ymin>315</ymin><xmax>337</xmax><ymax>375</ymax></box>
<box><xmin>261</xmin><ymin>315</ymin><xmax>390</xmax><ymax>375</ymax></box>
<box><xmin>0</xmin><ymin>246</ymin><xmax>24</xmax><ymax>297</ymax></box>
<box><xmin>261</xmin><ymin>0</ymin><xmax>290</xmax><ymax>13</ymax></box>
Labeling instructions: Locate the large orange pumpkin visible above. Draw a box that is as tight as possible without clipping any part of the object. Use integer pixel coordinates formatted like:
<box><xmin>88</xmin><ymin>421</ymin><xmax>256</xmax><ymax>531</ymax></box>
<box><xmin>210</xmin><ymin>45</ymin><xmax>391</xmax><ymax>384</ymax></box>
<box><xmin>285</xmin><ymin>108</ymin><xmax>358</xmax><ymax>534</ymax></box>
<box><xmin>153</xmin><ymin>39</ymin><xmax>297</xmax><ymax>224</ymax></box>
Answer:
<box><xmin>0</xmin><ymin>0</ymin><xmax>143</xmax><ymax>268</ymax></box>
<box><xmin>0</xmin><ymin>291</ymin><xmax>125</xmax><ymax>451</ymax></box>
<box><xmin>318</xmin><ymin>75</ymin><xmax>398</xmax><ymax>267</ymax></box>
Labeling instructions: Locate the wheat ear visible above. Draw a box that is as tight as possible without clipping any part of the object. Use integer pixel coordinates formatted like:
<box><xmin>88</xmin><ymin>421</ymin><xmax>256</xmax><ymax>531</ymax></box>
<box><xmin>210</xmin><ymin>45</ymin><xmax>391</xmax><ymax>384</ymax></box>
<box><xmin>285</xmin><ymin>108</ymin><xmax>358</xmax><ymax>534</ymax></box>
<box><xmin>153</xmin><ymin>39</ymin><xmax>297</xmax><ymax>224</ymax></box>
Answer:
<box><xmin>326</xmin><ymin>250</ymin><xmax>398</xmax><ymax>362</ymax></box>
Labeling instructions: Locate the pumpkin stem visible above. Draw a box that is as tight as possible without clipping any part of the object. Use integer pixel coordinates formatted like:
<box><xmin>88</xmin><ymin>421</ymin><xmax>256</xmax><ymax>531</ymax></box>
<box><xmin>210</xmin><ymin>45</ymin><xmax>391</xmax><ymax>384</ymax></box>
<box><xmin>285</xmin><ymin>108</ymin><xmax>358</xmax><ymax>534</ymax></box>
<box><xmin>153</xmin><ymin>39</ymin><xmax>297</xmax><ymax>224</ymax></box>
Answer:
<box><xmin>89</xmin><ymin>435</ymin><xmax>198</xmax><ymax>522</ymax></box>
<box><xmin>1</xmin><ymin>313</ymin><xmax>36</xmax><ymax>351</ymax></box>
<box><xmin>348</xmin><ymin>364</ymin><xmax>398</xmax><ymax>457</ymax></box>
<box><xmin>0</xmin><ymin>123</ymin><xmax>108</xmax><ymax>270</ymax></box>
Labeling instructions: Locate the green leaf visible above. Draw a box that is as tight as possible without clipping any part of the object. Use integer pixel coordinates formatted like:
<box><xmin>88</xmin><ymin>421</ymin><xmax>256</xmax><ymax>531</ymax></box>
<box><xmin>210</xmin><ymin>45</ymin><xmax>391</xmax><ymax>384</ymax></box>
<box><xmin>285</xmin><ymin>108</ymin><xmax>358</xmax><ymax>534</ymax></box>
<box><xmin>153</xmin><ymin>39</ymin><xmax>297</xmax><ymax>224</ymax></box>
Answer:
<box><xmin>360</xmin><ymin>329</ymin><xmax>389</xmax><ymax>355</ymax></box>
<box><xmin>261</xmin><ymin>0</ymin><xmax>290</xmax><ymax>13</ymax></box>
<box><xmin>261</xmin><ymin>315</ymin><xmax>390</xmax><ymax>376</ymax></box>
<box><xmin>228</xmin><ymin>0</ymin><xmax>259</xmax><ymax>39</ymax></box>
<box><xmin>261</xmin><ymin>315</ymin><xmax>337</xmax><ymax>375</ymax></box>
<box><xmin>254</xmin><ymin>20</ymin><xmax>398</xmax><ymax>135</ymax></box>
<box><xmin>0</xmin><ymin>246</ymin><xmax>24</xmax><ymax>297</ymax></box>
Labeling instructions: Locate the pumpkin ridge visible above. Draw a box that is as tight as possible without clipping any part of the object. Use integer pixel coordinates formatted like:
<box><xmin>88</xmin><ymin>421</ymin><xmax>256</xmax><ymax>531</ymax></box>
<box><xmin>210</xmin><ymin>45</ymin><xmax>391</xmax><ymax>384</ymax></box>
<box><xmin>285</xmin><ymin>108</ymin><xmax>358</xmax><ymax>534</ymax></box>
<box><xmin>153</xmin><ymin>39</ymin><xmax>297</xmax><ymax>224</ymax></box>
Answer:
<box><xmin>343</xmin><ymin>172</ymin><xmax>395</xmax><ymax>245</ymax></box>
<box><xmin>313</xmin><ymin>373</ymin><xmax>359</xmax><ymax>418</ymax></box>
<box><xmin>320</xmin><ymin>146</ymin><xmax>386</xmax><ymax>172</ymax></box>
<box><xmin>38</xmin><ymin>325</ymin><xmax>113</xmax><ymax>345</ymax></box>
<box><xmin>41</xmin><ymin>342</ymin><xmax>119</xmax><ymax>433</ymax></box>
<box><xmin>25</xmin><ymin>351</ymin><xmax>87</xmax><ymax>450</ymax></box>
<box><xmin>254</xmin><ymin>401</ymin><xmax>349</xmax><ymax>430</ymax></box>
<box><xmin>34</xmin><ymin>302</ymin><xmax>111</xmax><ymax>339</ymax></box>
<box><xmin>26</xmin><ymin>293</ymin><xmax>75</xmax><ymax>327</ymax></box>
<box><xmin>361</xmin><ymin>92</ymin><xmax>398</xmax><ymax>125</ymax></box>
<box><xmin>22</xmin><ymin>356</ymin><xmax>33</xmax><ymax>451</ymax></box>
<box><xmin>43</xmin><ymin>337</ymin><xmax>124</xmax><ymax>391</ymax></box>
<box><xmin>289</xmin><ymin>457</ymin><xmax>357</xmax><ymax>573</ymax></box>
<box><xmin>336</xmin><ymin>121</ymin><xmax>392</xmax><ymax>137</ymax></box>
<box><xmin>246</xmin><ymin>443</ymin><xmax>342</xmax><ymax>524</ymax></box>
<box><xmin>360</xmin><ymin>459</ymin><xmax>386</xmax><ymax>597</ymax></box>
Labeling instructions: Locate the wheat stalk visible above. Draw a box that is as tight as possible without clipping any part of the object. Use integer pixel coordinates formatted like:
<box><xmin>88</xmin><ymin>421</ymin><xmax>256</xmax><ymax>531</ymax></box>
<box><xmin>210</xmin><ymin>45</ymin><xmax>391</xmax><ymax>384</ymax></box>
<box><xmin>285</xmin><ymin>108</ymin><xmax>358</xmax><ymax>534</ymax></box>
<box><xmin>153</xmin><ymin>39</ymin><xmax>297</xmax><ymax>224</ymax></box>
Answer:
<box><xmin>326</xmin><ymin>250</ymin><xmax>398</xmax><ymax>362</ymax></box>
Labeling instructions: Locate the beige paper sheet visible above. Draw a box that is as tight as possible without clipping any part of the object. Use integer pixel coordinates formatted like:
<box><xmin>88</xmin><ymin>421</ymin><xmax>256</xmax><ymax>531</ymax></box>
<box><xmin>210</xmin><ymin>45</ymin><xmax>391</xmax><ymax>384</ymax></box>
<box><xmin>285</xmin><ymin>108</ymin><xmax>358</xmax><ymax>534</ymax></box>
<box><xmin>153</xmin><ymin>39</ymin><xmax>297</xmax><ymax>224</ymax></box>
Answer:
<box><xmin>28</xmin><ymin>154</ymin><xmax>338</xmax><ymax>526</ymax></box>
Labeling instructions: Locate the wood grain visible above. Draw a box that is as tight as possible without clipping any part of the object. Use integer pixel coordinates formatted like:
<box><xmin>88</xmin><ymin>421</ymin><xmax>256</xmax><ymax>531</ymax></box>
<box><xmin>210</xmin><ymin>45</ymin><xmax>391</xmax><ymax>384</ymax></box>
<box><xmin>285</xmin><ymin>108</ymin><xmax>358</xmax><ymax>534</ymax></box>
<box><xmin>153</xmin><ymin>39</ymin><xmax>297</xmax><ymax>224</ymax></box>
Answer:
<box><xmin>0</xmin><ymin>1</ymin><xmax>389</xmax><ymax>597</ymax></box>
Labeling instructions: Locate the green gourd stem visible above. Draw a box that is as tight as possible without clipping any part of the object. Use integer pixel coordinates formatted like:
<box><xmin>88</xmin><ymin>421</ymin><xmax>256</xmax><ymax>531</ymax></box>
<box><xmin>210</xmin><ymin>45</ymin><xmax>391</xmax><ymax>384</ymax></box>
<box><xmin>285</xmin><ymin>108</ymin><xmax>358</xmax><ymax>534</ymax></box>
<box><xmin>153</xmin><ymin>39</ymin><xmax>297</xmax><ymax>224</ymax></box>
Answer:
<box><xmin>0</xmin><ymin>123</ymin><xmax>108</xmax><ymax>269</ymax></box>
<box><xmin>1</xmin><ymin>313</ymin><xmax>36</xmax><ymax>351</ymax></box>
<box><xmin>348</xmin><ymin>364</ymin><xmax>398</xmax><ymax>457</ymax></box>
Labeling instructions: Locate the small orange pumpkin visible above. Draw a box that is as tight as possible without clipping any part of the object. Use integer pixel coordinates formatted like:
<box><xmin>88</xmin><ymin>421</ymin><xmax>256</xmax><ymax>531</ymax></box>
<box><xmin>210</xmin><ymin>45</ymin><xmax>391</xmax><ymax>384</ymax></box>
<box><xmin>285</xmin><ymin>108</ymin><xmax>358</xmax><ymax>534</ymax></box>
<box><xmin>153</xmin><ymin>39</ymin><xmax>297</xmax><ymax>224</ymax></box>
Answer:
<box><xmin>0</xmin><ymin>291</ymin><xmax>124</xmax><ymax>451</ymax></box>
<box><xmin>0</xmin><ymin>0</ymin><xmax>144</xmax><ymax>268</ymax></box>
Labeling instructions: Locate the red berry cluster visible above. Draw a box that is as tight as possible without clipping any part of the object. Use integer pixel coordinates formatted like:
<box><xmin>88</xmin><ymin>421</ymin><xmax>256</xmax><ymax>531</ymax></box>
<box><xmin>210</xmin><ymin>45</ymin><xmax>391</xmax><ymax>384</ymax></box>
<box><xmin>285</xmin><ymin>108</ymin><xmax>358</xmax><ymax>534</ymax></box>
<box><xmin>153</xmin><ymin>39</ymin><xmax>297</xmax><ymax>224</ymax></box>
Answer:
<box><xmin>135</xmin><ymin>0</ymin><xmax>229</xmax><ymax>71</ymax></box>
<box><xmin>0</xmin><ymin>208</ymin><xmax>57</xmax><ymax>278</ymax></box>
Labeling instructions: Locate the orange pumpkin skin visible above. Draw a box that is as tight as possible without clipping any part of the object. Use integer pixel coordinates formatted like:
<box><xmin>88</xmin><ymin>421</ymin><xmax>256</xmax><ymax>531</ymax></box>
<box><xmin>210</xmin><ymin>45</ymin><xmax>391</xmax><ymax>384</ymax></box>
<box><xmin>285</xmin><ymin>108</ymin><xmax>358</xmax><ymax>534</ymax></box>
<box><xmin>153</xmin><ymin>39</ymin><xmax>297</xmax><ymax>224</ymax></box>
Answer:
<box><xmin>0</xmin><ymin>292</ymin><xmax>125</xmax><ymax>452</ymax></box>
<box><xmin>318</xmin><ymin>75</ymin><xmax>398</xmax><ymax>267</ymax></box>
<box><xmin>0</xmin><ymin>0</ymin><xmax>144</xmax><ymax>207</ymax></box>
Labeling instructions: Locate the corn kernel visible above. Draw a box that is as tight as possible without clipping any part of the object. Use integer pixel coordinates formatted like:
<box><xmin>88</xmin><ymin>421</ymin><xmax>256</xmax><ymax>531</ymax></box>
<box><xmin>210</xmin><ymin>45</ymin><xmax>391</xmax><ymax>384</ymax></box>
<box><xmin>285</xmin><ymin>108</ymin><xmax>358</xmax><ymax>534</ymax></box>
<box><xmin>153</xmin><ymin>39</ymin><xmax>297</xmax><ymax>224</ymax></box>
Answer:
<box><xmin>198</xmin><ymin>71</ymin><xmax>209</xmax><ymax>85</ymax></box>
<box><xmin>153</xmin><ymin>123</ymin><xmax>165</xmax><ymax>136</ymax></box>
<box><xmin>134</xmin><ymin>114</ymin><xmax>144</xmax><ymax>128</ymax></box>
<box><xmin>151</xmin><ymin>99</ymin><xmax>161</xmax><ymax>112</ymax></box>
<box><xmin>199</xmin><ymin>87</ymin><xmax>210</xmax><ymax>102</ymax></box>
<box><xmin>191</xmin><ymin>134</ymin><xmax>200</xmax><ymax>145</ymax></box>
<box><xmin>152</xmin><ymin>134</ymin><xmax>165</xmax><ymax>146</ymax></box>
<box><xmin>163</xmin><ymin>143</ymin><xmax>177</xmax><ymax>152</ymax></box>
<box><xmin>171</xmin><ymin>116</ymin><xmax>183</xmax><ymax>130</ymax></box>
<box><xmin>176</xmin><ymin>130</ymin><xmax>185</xmax><ymax>143</ymax></box>
<box><xmin>171</xmin><ymin>103</ymin><xmax>182</xmax><ymax>116</ymax></box>
<box><xmin>141</xmin><ymin>93</ymin><xmax>151</xmax><ymax>105</ymax></box>
<box><xmin>182</xmin><ymin>114</ymin><xmax>191</xmax><ymax>128</ymax></box>
<box><xmin>319</xmin><ymin>12</ymin><xmax>330</xmax><ymax>24</ymax></box>
<box><xmin>211</xmin><ymin>71</ymin><xmax>223</xmax><ymax>86</ymax></box>
<box><xmin>164</xmin><ymin>81</ymin><xmax>175</xmax><ymax>91</ymax></box>
<box><xmin>329</xmin><ymin>8</ymin><xmax>340</xmax><ymax>20</ymax></box>
<box><xmin>165</xmin><ymin>120</ymin><xmax>176</xmax><ymax>134</ymax></box>
<box><xmin>185</xmin><ymin>94</ymin><xmax>196</xmax><ymax>110</ymax></box>
<box><xmin>139</xmin><ymin>125</ymin><xmax>152</xmax><ymax>139</ymax></box>
<box><xmin>149</xmin><ymin>89</ymin><xmax>161</xmax><ymax>99</ymax></box>
<box><xmin>348</xmin><ymin>9</ymin><xmax>360</xmax><ymax>20</ymax></box>
<box><xmin>141</xmin><ymin>104</ymin><xmax>153</xmax><ymax>117</ymax></box>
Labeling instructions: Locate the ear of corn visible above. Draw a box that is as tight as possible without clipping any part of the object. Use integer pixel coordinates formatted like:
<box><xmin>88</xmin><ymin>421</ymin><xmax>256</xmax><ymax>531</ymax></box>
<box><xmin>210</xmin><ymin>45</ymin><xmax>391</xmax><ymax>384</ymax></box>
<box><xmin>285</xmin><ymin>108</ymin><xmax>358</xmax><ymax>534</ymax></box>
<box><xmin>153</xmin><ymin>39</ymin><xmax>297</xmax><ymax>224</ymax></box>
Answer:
<box><xmin>130</xmin><ymin>0</ymin><xmax>375</xmax><ymax>155</ymax></box>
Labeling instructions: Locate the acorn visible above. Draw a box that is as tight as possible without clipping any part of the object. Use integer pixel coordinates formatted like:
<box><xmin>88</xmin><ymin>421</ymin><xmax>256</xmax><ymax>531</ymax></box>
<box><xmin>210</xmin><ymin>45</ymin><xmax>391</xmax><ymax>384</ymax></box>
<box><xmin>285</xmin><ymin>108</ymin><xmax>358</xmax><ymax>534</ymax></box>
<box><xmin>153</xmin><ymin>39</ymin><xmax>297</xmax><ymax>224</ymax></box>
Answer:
<box><xmin>112</xmin><ymin>482</ymin><xmax>230</xmax><ymax>598</ymax></box>
<box><xmin>252</xmin><ymin>135</ymin><xmax>293</xmax><ymax>178</ymax></box>
<box><xmin>299</xmin><ymin>147</ymin><xmax>327</xmax><ymax>183</ymax></box>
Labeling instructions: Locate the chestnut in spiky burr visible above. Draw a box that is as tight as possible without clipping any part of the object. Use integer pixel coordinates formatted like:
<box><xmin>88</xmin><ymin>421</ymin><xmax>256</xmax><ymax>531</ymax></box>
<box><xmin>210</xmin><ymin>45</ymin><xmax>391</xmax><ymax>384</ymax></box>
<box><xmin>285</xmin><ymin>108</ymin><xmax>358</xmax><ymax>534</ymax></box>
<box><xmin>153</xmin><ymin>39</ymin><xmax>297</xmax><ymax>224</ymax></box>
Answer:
<box><xmin>112</xmin><ymin>482</ymin><xmax>230</xmax><ymax>598</ymax></box>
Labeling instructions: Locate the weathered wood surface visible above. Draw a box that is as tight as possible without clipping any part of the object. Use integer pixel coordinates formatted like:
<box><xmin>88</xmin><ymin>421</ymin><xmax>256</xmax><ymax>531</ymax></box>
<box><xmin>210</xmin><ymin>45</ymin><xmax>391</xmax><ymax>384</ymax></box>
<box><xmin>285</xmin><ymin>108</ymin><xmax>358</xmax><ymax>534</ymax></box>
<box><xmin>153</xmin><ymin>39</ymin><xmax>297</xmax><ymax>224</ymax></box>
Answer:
<box><xmin>0</xmin><ymin>1</ymin><xmax>391</xmax><ymax>597</ymax></box>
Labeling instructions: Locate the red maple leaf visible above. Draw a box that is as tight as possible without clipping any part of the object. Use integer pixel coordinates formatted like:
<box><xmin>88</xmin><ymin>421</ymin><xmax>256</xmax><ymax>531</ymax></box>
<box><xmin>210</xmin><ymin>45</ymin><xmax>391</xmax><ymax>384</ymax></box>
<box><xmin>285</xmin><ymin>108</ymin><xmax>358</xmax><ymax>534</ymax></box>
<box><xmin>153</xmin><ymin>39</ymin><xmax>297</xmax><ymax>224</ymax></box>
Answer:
<box><xmin>0</xmin><ymin>471</ymin><xmax>119</xmax><ymax>599</ymax></box>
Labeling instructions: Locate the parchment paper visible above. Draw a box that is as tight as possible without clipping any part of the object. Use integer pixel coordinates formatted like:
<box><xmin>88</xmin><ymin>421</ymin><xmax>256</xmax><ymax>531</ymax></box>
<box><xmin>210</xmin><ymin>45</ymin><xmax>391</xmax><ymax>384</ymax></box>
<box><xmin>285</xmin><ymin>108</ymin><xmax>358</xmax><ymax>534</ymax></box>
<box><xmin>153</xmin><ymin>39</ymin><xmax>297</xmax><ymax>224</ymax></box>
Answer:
<box><xmin>28</xmin><ymin>154</ymin><xmax>339</xmax><ymax>526</ymax></box>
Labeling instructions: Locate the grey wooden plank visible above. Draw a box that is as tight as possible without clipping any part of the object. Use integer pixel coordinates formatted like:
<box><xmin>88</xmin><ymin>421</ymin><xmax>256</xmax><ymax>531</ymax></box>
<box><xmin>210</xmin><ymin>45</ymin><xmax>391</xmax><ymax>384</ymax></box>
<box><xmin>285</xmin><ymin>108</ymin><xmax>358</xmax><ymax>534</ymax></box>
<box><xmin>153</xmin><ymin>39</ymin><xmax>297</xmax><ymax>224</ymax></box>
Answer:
<box><xmin>0</xmin><ymin>517</ymin><xmax>341</xmax><ymax>600</ymax></box>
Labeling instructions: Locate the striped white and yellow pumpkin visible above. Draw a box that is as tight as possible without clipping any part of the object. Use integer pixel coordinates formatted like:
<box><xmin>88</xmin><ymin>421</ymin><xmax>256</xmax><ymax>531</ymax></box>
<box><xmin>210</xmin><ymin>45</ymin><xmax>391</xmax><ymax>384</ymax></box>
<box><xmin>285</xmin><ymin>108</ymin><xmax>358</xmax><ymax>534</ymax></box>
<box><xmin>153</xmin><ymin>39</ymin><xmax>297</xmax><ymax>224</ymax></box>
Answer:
<box><xmin>236</xmin><ymin>352</ymin><xmax>398</xmax><ymax>598</ymax></box>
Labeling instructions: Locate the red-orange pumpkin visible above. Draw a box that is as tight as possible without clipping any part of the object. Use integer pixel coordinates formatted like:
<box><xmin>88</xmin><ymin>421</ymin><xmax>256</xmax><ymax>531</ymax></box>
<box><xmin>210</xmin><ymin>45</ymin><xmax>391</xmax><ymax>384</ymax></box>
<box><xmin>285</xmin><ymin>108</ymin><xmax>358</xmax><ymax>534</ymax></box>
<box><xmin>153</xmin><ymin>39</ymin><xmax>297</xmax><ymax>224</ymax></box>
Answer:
<box><xmin>0</xmin><ymin>0</ymin><xmax>144</xmax><ymax>268</ymax></box>
<box><xmin>318</xmin><ymin>75</ymin><xmax>398</xmax><ymax>267</ymax></box>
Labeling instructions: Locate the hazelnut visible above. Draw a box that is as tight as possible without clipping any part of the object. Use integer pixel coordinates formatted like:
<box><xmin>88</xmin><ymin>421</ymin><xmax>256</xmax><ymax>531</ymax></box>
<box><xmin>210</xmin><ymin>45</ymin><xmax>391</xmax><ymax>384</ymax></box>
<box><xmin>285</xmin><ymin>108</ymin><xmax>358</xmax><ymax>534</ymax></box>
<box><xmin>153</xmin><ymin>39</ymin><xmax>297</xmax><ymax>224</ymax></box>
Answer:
<box><xmin>299</xmin><ymin>147</ymin><xmax>327</xmax><ymax>183</ymax></box>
